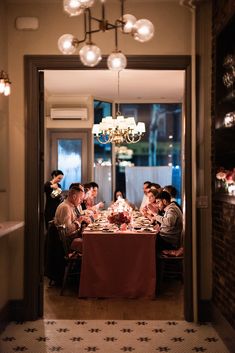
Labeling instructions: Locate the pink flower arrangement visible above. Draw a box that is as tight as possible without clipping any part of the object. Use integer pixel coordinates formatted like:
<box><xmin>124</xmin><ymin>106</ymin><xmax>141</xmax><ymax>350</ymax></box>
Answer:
<box><xmin>216</xmin><ymin>167</ymin><xmax>235</xmax><ymax>185</ymax></box>
<box><xmin>108</xmin><ymin>211</ymin><xmax>131</xmax><ymax>226</ymax></box>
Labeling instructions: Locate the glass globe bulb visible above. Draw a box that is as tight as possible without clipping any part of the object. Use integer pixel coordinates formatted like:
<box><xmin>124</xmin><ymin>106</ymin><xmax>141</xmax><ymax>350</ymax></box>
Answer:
<box><xmin>107</xmin><ymin>52</ymin><xmax>127</xmax><ymax>71</ymax></box>
<box><xmin>0</xmin><ymin>79</ymin><xmax>5</xmax><ymax>94</ymax></box>
<box><xmin>63</xmin><ymin>0</ymin><xmax>83</xmax><ymax>16</ymax></box>
<box><xmin>4</xmin><ymin>82</ymin><xmax>11</xmax><ymax>96</ymax></box>
<box><xmin>58</xmin><ymin>34</ymin><xmax>77</xmax><ymax>54</ymax></box>
<box><xmin>78</xmin><ymin>0</ymin><xmax>95</xmax><ymax>8</ymax></box>
<box><xmin>133</xmin><ymin>19</ymin><xmax>154</xmax><ymax>42</ymax></box>
<box><xmin>79</xmin><ymin>44</ymin><xmax>102</xmax><ymax>67</ymax></box>
<box><xmin>120</xmin><ymin>14</ymin><xmax>137</xmax><ymax>33</ymax></box>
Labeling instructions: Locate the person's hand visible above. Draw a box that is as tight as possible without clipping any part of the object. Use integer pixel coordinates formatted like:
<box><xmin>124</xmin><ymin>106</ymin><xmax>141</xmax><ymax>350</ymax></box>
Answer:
<box><xmin>96</xmin><ymin>202</ymin><xmax>104</xmax><ymax>209</ymax></box>
<box><xmin>148</xmin><ymin>203</ymin><xmax>158</xmax><ymax>213</ymax></box>
<box><xmin>79</xmin><ymin>215</ymin><xmax>92</xmax><ymax>225</ymax></box>
<box><xmin>153</xmin><ymin>223</ymin><xmax>160</xmax><ymax>233</ymax></box>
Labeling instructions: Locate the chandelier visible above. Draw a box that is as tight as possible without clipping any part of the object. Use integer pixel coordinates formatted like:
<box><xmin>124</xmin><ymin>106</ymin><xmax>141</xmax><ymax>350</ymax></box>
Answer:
<box><xmin>58</xmin><ymin>0</ymin><xmax>154</xmax><ymax>70</ymax></box>
<box><xmin>92</xmin><ymin>71</ymin><xmax>146</xmax><ymax>144</ymax></box>
<box><xmin>0</xmin><ymin>70</ymin><xmax>11</xmax><ymax>96</ymax></box>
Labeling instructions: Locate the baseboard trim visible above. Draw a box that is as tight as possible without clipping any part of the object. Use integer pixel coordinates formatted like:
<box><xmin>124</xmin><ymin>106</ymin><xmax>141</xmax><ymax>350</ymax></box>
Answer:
<box><xmin>211</xmin><ymin>304</ymin><xmax>235</xmax><ymax>353</ymax></box>
<box><xmin>198</xmin><ymin>299</ymin><xmax>212</xmax><ymax>322</ymax></box>
<box><xmin>0</xmin><ymin>302</ymin><xmax>10</xmax><ymax>333</ymax></box>
<box><xmin>10</xmin><ymin>300</ymin><xmax>25</xmax><ymax>321</ymax></box>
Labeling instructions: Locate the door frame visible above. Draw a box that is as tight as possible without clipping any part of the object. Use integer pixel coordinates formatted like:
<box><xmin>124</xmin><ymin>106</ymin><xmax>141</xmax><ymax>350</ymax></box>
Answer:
<box><xmin>24</xmin><ymin>55</ymin><xmax>193</xmax><ymax>321</ymax></box>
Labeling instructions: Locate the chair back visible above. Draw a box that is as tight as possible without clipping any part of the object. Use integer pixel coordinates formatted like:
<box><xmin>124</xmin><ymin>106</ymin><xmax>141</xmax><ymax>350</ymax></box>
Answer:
<box><xmin>56</xmin><ymin>224</ymin><xmax>71</xmax><ymax>258</ymax></box>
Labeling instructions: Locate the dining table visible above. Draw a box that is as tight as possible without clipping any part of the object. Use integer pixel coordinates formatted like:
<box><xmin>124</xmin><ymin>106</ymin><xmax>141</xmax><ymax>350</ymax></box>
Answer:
<box><xmin>78</xmin><ymin>227</ymin><xmax>157</xmax><ymax>299</ymax></box>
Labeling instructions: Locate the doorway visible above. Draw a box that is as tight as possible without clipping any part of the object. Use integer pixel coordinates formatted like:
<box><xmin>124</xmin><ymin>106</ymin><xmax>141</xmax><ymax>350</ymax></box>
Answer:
<box><xmin>24</xmin><ymin>55</ymin><xmax>193</xmax><ymax>321</ymax></box>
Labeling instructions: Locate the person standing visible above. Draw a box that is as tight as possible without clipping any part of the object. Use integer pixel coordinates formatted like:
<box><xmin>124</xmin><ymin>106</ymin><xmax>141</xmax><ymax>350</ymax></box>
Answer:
<box><xmin>44</xmin><ymin>169</ymin><xmax>64</xmax><ymax>229</ymax></box>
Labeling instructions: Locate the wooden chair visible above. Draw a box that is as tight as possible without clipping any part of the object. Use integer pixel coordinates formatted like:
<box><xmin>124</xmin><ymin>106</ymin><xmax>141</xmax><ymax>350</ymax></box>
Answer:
<box><xmin>56</xmin><ymin>225</ymin><xmax>82</xmax><ymax>295</ymax></box>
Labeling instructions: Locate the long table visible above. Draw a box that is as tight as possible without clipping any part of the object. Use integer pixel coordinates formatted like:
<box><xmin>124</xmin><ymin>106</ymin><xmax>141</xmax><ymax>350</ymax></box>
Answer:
<box><xmin>78</xmin><ymin>230</ymin><xmax>157</xmax><ymax>299</ymax></box>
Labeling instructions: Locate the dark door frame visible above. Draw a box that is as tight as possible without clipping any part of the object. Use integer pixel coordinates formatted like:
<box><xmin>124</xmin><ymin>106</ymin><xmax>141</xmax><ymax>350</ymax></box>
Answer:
<box><xmin>24</xmin><ymin>54</ymin><xmax>193</xmax><ymax>321</ymax></box>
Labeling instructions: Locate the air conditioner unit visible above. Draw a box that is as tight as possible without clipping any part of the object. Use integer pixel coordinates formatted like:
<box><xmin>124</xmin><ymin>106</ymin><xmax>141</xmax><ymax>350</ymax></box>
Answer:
<box><xmin>50</xmin><ymin>107</ymin><xmax>88</xmax><ymax>120</ymax></box>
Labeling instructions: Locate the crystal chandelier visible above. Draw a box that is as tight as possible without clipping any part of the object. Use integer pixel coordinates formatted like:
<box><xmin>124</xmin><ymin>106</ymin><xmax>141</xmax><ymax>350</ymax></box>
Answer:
<box><xmin>58</xmin><ymin>0</ymin><xmax>154</xmax><ymax>70</ymax></box>
<box><xmin>0</xmin><ymin>70</ymin><xmax>11</xmax><ymax>96</ymax></box>
<box><xmin>92</xmin><ymin>71</ymin><xmax>146</xmax><ymax>144</ymax></box>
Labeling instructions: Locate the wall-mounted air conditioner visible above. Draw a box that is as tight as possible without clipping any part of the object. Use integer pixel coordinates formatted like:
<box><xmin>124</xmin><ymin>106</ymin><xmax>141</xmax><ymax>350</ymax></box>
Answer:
<box><xmin>50</xmin><ymin>107</ymin><xmax>88</xmax><ymax>120</ymax></box>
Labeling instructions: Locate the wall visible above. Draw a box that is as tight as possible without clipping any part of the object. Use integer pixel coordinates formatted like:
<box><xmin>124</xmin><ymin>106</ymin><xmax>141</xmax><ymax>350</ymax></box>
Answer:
<box><xmin>0</xmin><ymin>0</ymin><xmax>9</xmax><ymax>221</ymax></box>
<box><xmin>196</xmin><ymin>2</ymin><xmax>212</xmax><ymax>302</ymax></box>
<box><xmin>3</xmin><ymin>0</ymin><xmax>213</xmax><ymax>318</ymax></box>
<box><xmin>212</xmin><ymin>0</ymin><xmax>235</xmax><ymax>334</ymax></box>
<box><xmin>6</xmin><ymin>0</ymin><xmax>191</xmax><ymax>222</ymax></box>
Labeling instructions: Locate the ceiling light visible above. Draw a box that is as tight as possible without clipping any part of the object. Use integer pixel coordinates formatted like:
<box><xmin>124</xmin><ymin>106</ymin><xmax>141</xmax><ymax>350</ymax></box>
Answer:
<box><xmin>92</xmin><ymin>71</ymin><xmax>146</xmax><ymax>144</ymax></box>
<box><xmin>58</xmin><ymin>0</ymin><xmax>154</xmax><ymax>70</ymax></box>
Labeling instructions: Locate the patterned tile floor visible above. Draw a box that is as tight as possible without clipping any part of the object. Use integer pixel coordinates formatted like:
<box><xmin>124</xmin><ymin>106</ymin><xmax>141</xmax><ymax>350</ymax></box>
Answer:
<box><xmin>0</xmin><ymin>320</ymin><xmax>230</xmax><ymax>353</ymax></box>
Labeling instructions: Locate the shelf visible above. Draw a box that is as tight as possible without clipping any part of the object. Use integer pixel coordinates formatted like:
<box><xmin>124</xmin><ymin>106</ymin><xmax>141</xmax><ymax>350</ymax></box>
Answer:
<box><xmin>213</xmin><ymin>193</ymin><xmax>235</xmax><ymax>204</ymax></box>
<box><xmin>215</xmin><ymin>125</ymin><xmax>235</xmax><ymax>132</ymax></box>
<box><xmin>218</xmin><ymin>90</ymin><xmax>235</xmax><ymax>104</ymax></box>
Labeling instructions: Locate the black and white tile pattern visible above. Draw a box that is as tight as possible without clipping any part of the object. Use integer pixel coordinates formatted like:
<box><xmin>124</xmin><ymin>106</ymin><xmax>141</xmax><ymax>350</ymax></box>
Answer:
<box><xmin>0</xmin><ymin>320</ymin><xmax>229</xmax><ymax>353</ymax></box>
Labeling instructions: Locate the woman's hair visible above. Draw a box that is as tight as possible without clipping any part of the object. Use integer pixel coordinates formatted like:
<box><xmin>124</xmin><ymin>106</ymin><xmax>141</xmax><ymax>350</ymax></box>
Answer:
<box><xmin>114</xmin><ymin>189</ymin><xmax>125</xmax><ymax>202</ymax></box>
<box><xmin>147</xmin><ymin>188</ymin><xmax>159</xmax><ymax>199</ymax></box>
<box><xmin>51</xmin><ymin>169</ymin><xmax>64</xmax><ymax>177</ymax></box>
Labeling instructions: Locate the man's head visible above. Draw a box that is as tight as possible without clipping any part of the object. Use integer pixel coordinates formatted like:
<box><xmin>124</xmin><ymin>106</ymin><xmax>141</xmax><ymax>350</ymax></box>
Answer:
<box><xmin>155</xmin><ymin>190</ymin><xmax>171</xmax><ymax>211</ymax></box>
<box><xmin>143</xmin><ymin>181</ymin><xmax>152</xmax><ymax>195</ymax></box>
<box><xmin>68</xmin><ymin>183</ymin><xmax>85</xmax><ymax>206</ymax></box>
<box><xmin>89</xmin><ymin>181</ymin><xmax>99</xmax><ymax>198</ymax></box>
<box><xmin>163</xmin><ymin>185</ymin><xmax>177</xmax><ymax>198</ymax></box>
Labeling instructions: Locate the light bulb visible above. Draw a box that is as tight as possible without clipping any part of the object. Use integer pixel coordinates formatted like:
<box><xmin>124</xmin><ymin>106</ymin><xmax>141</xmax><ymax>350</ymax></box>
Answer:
<box><xmin>120</xmin><ymin>14</ymin><xmax>137</xmax><ymax>33</ymax></box>
<box><xmin>4</xmin><ymin>82</ymin><xmax>11</xmax><ymax>96</ymax></box>
<box><xmin>107</xmin><ymin>52</ymin><xmax>127</xmax><ymax>71</ymax></box>
<box><xmin>79</xmin><ymin>44</ymin><xmax>102</xmax><ymax>67</ymax></box>
<box><xmin>133</xmin><ymin>19</ymin><xmax>154</xmax><ymax>42</ymax></box>
<box><xmin>63</xmin><ymin>0</ymin><xmax>83</xmax><ymax>16</ymax></box>
<box><xmin>58</xmin><ymin>34</ymin><xmax>77</xmax><ymax>54</ymax></box>
<box><xmin>0</xmin><ymin>79</ymin><xmax>5</xmax><ymax>93</ymax></box>
<box><xmin>78</xmin><ymin>0</ymin><xmax>95</xmax><ymax>8</ymax></box>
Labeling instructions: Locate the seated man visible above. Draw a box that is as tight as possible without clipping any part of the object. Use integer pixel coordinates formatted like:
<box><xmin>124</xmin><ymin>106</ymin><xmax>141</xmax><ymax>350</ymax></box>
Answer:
<box><xmin>163</xmin><ymin>184</ymin><xmax>182</xmax><ymax>212</ymax></box>
<box><xmin>153</xmin><ymin>191</ymin><xmax>183</xmax><ymax>251</ymax></box>
<box><xmin>54</xmin><ymin>183</ymin><xmax>91</xmax><ymax>252</ymax></box>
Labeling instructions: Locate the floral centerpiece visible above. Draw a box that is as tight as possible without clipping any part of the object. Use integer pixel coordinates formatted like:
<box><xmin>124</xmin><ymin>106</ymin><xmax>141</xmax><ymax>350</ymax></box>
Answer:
<box><xmin>108</xmin><ymin>211</ymin><xmax>131</xmax><ymax>227</ymax></box>
<box><xmin>216</xmin><ymin>167</ymin><xmax>235</xmax><ymax>194</ymax></box>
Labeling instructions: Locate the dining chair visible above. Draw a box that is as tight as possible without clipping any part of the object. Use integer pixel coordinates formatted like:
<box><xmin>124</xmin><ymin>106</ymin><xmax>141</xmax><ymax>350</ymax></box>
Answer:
<box><xmin>156</xmin><ymin>232</ymin><xmax>184</xmax><ymax>294</ymax></box>
<box><xmin>56</xmin><ymin>224</ymin><xmax>82</xmax><ymax>295</ymax></box>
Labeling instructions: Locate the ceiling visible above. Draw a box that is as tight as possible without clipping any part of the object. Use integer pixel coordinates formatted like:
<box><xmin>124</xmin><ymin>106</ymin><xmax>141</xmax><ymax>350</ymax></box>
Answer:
<box><xmin>44</xmin><ymin>69</ymin><xmax>185</xmax><ymax>102</ymax></box>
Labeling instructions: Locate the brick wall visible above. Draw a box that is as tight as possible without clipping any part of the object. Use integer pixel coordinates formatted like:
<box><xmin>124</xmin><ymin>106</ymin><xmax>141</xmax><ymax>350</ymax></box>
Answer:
<box><xmin>212</xmin><ymin>0</ymin><xmax>235</xmax><ymax>331</ymax></box>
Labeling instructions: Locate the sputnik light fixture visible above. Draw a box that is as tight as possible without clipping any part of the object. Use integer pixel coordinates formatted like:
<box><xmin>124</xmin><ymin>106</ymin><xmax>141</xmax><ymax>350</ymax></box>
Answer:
<box><xmin>58</xmin><ymin>0</ymin><xmax>154</xmax><ymax>70</ymax></box>
<box><xmin>0</xmin><ymin>70</ymin><xmax>11</xmax><ymax>96</ymax></box>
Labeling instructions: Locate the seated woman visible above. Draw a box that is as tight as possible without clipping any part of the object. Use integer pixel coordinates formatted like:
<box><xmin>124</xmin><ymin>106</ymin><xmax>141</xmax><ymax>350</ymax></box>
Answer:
<box><xmin>111</xmin><ymin>190</ymin><xmax>135</xmax><ymax>210</ymax></box>
<box><xmin>82</xmin><ymin>182</ymin><xmax>104</xmax><ymax>212</ymax></box>
<box><xmin>141</xmin><ymin>188</ymin><xmax>160</xmax><ymax>221</ymax></box>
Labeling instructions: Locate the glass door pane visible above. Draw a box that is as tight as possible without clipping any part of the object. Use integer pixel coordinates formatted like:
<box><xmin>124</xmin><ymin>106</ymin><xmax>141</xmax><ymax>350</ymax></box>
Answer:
<box><xmin>58</xmin><ymin>139</ymin><xmax>82</xmax><ymax>190</ymax></box>
<box><xmin>117</xmin><ymin>103</ymin><xmax>182</xmax><ymax>208</ymax></box>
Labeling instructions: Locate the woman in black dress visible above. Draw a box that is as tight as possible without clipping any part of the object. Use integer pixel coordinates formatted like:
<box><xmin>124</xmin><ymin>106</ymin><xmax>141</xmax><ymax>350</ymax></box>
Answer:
<box><xmin>44</xmin><ymin>169</ymin><xmax>64</xmax><ymax>229</ymax></box>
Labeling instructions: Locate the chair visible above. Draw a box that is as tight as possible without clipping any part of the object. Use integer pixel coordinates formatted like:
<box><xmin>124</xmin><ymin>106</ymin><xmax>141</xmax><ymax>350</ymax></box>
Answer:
<box><xmin>44</xmin><ymin>221</ymin><xmax>66</xmax><ymax>286</ymax></box>
<box><xmin>156</xmin><ymin>233</ymin><xmax>184</xmax><ymax>294</ymax></box>
<box><xmin>56</xmin><ymin>225</ymin><xmax>82</xmax><ymax>295</ymax></box>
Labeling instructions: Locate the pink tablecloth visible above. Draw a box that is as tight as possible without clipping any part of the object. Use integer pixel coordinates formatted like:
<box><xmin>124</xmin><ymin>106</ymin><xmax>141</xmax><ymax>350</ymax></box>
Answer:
<box><xmin>78</xmin><ymin>231</ymin><xmax>156</xmax><ymax>299</ymax></box>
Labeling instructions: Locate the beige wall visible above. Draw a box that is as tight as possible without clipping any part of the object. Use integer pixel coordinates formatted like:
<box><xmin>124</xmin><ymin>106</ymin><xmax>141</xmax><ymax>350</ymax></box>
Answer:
<box><xmin>196</xmin><ymin>2</ymin><xmax>212</xmax><ymax>300</ymax></box>
<box><xmin>2</xmin><ymin>0</ymin><xmax>212</xmax><ymax>309</ymax></box>
<box><xmin>7</xmin><ymin>1</ymin><xmax>191</xmax><ymax>221</ymax></box>
<box><xmin>0</xmin><ymin>0</ymin><xmax>9</xmax><ymax>221</ymax></box>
